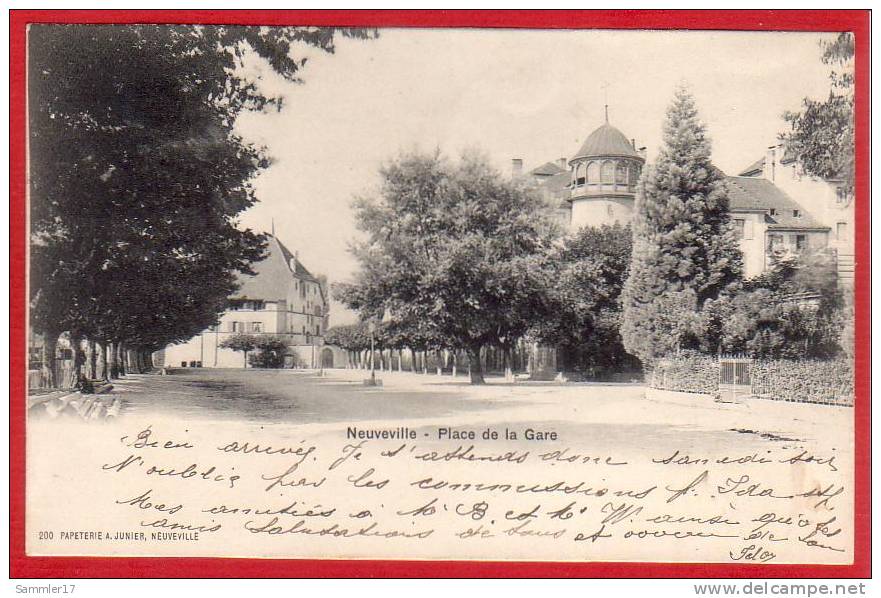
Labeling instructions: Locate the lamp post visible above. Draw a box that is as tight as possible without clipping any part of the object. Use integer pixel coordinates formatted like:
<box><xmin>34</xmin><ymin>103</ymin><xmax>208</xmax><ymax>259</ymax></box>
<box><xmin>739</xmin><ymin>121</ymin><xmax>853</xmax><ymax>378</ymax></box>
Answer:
<box><xmin>361</xmin><ymin>318</ymin><xmax>382</xmax><ymax>387</ymax></box>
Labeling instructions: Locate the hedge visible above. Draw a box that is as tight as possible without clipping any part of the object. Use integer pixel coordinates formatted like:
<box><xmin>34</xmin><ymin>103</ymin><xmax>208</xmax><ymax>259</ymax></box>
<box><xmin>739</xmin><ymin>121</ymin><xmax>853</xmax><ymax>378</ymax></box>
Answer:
<box><xmin>750</xmin><ymin>358</ymin><xmax>853</xmax><ymax>406</ymax></box>
<box><xmin>648</xmin><ymin>354</ymin><xmax>854</xmax><ymax>406</ymax></box>
<box><xmin>649</xmin><ymin>352</ymin><xmax>718</xmax><ymax>395</ymax></box>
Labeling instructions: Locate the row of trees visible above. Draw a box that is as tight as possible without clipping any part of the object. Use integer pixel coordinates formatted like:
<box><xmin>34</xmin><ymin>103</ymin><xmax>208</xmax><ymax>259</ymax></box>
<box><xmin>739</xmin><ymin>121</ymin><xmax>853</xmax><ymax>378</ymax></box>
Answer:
<box><xmin>29</xmin><ymin>25</ymin><xmax>372</xmax><ymax>388</ymax></box>
<box><xmin>333</xmin><ymin>150</ymin><xmax>560</xmax><ymax>384</ymax></box>
<box><xmin>335</xmin><ymin>65</ymin><xmax>853</xmax><ymax>383</ymax></box>
<box><xmin>332</xmin><ymin>148</ymin><xmax>648</xmax><ymax>384</ymax></box>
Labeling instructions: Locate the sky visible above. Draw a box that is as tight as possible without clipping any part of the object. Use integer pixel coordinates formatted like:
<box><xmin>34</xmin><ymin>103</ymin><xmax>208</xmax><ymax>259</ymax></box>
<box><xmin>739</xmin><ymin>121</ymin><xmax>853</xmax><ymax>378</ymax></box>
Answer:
<box><xmin>233</xmin><ymin>28</ymin><xmax>838</xmax><ymax>326</ymax></box>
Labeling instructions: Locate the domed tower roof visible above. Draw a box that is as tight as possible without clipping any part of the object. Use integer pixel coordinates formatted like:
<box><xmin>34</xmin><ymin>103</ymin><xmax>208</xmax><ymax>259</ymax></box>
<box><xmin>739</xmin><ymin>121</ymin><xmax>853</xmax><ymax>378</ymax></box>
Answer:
<box><xmin>573</xmin><ymin>122</ymin><xmax>642</xmax><ymax>160</ymax></box>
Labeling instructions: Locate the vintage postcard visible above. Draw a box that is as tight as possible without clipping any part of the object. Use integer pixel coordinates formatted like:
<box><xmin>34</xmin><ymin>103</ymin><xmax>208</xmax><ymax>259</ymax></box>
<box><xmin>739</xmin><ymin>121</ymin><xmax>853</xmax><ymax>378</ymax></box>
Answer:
<box><xmin>12</xmin><ymin>10</ymin><xmax>870</xmax><ymax>577</ymax></box>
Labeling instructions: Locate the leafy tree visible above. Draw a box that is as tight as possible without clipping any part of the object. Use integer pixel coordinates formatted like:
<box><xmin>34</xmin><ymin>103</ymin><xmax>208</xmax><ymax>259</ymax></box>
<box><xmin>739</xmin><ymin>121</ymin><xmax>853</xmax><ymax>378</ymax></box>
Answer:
<box><xmin>782</xmin><ymin>33</ymin><xmax>855</xmax><ymax>195</ymax></box>
<box><xmin>249</xmin><ymin>336</ymin><xmax>288</xmax><ymax>368</ymax></box>
<box><xmin>337</xmin><ymin>149</ymin><xmax>559</xmax><ymax>384</ymax></box>
<box><xmin>325</xmin><ymin>323</ymin><xmax>371</xmax><ymax>367</ymax></box>
<box><xmin>532</xmin><ymin>223</ymin><xmax>638</xmax><ymax>373</ymax></box>
<box><xmin>707</xmin><ymin>249</ymin><xmax>845</xmax><ymax>359</ymax></box>
<box><xmin>621</xmin><ymin>86</ymin><xmax>743</xmax><ymax>367</ymax></box>
<box><xmin>219</xmin><ymin>333</ymin><xmax>260</xmax><ymax>368</ymax></box>
<box><xmin>28</xmin><ymin>25</ymin><xmax>374</xmax><ymax>385</ymax></box>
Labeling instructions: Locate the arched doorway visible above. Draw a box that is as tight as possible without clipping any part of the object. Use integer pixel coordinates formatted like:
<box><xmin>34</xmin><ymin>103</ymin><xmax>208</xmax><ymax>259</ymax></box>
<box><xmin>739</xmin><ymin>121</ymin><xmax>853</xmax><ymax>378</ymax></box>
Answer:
<box><xmin>320</xmin><ymin>347</ymin><xmax>334</xmax><ymax>369</ymax></box>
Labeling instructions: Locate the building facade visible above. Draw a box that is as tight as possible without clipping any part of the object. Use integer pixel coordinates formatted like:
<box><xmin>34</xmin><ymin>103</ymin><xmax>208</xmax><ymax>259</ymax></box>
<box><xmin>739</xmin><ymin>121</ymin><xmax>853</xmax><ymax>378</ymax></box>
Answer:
<box><xmin>736</xmin><ymin>145</ymin><xmax>854</xmax><ymax>283</ymax></box>
<box><xmin>159</xmin><ymin>234</ymin><xmax>338</xmax><ymax>369</ymax></box>
<box><xmin>519</xmin><ymin>119</ymin><xmax>851</xmax><ymax>283</ymax></box>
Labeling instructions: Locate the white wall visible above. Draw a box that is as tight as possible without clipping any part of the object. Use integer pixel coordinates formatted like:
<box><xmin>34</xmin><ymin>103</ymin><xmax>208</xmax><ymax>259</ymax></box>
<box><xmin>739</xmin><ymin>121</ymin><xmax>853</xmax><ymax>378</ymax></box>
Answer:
<box><xmin>570</xmin><ymin>196</ymin><xmax>634</xmax><ymax>230</ymax></box>
<box><xmin>731</xmin><ymin>211</ymin><xmax>767</xmax><ymax>278</ymax></box>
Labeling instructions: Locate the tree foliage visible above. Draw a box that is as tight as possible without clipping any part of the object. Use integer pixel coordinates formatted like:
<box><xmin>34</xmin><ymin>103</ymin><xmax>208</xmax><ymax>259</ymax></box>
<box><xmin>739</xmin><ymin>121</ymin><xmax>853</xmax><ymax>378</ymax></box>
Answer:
<box><xmin>533</xmin><ymin>224</ymin><xmax>638</xmax><ymax>373</ymax></box>
<box><xmin>782</xmin><ymin>32</ymin><xmax>855</xmax><ymax>195</ymax></box>
<box><xmin>335</xmin><ymin>149</ymin><xmax>560</xmax><ymax>383</ymax></box>
<box><xmin>219</xmin><ymin>333</ymin><xmax>260</xmax><ymax>367</ymax></box>
<box><xmin>28</xmin><ymin>24</ymin><xmax>373</xmax><ymax>384</ymax></box>
<box><xmin>621</xmin><ymin>86</ymin><xmax>743</xmax><ymax>367</ymax></box>
<box><xmin>324</xmin><ymin>323</ymin><xmax>371</xmax><ymax>353</ymax></box>
<box><xmin>249</xmin><ymin>336</ymin><xmax>289</xmax><ymax>368</ymax></box>
<box><xmin>707</xmin><ymin>250</ymin><xmax>845</xmax><ymax>359</ymax></box>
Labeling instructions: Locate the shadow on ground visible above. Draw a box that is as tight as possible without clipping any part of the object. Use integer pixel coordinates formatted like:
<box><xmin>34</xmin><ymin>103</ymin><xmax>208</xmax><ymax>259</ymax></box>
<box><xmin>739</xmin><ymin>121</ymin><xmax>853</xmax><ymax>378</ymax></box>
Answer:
<box><xmin>117</xmin><ymin>369</ymin><xmax>528</xmax><ymax>424</ymax></box>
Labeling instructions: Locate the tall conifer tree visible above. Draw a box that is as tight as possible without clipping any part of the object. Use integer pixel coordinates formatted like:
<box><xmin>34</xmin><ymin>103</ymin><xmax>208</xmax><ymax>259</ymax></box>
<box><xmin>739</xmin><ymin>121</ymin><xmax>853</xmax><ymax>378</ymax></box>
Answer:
<box><xmin>621</xmin><ymin>86</ymin><xmax>742</xmax><ymax>367</ymax></box>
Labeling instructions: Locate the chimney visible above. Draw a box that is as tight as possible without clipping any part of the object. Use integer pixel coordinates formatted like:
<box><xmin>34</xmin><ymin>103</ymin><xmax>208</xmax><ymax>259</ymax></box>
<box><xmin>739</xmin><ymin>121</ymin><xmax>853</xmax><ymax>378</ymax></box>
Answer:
<box><xmin>763</xmin><ymin>146</ymin><xmax>777</xmax><ymax>182</ymax></box>
<box><xmin>557</xmin><ymin>157</ymin><xmax>567</xmax><ymax>169</ymax></box>
<box><xmin>631</xmin><ymin>138</ymin><xmax>636</xmax><ymax>149</ymax></box>
<box><xmin>511</xmin><ymin>158</ymin><xmax>523</xmax><ymax>179</ymax></box>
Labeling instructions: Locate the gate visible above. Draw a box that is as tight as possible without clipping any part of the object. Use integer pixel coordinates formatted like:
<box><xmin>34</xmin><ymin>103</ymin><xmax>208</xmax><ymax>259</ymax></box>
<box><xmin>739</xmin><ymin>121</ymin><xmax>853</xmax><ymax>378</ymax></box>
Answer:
<box><xmin>718</xmin><ymin>355</ymin><xmax>752</xmax><ymax>403</ymax></box>
<box><xmin>320</xmin><ymin>347</ymin><xmax>335</xmax><ymax>369</ymax></box>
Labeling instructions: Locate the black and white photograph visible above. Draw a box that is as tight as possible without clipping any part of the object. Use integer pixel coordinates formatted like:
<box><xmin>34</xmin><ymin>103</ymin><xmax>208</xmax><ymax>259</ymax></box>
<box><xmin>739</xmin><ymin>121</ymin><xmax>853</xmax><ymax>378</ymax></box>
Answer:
<box><xmin>23</xmin><ymin>22</ymin><xmax>860</xmax><ymax>567</ymax></box>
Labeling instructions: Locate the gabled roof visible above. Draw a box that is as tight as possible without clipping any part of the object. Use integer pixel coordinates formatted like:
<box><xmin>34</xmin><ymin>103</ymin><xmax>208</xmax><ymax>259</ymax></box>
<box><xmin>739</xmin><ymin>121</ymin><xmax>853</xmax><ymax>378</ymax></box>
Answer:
<box><xmin>234</xmin><ymin>235</ymin><xmax>317</xmax><ymax>301</ymax></box>
<box><xmin>725</xmin><ymin>176</ymin><xmax>829</xmax><ymax>230</ymax></box>
<box><xmin>537</xmin><ymin>170</ymin><xmax>571</xmax><ymax>196</ymax></box>
<box><xmin>737</xmin><ymin>147</ymin><xmax>797</xmax><ymax>177</ymax></box>
<box><xmin>738</xmin><ymin>157</ymin><xmax>766</xmax><ymax>177</ymax></box>
<box><xmin>530</xmin><ymin>161</ymin><xmax>567</xmax><ymax>177</ymax></box>
<box><xmin>573</xmin><ymin>123</ymin><xmax>642</xmax><ymax>160</ymax></box>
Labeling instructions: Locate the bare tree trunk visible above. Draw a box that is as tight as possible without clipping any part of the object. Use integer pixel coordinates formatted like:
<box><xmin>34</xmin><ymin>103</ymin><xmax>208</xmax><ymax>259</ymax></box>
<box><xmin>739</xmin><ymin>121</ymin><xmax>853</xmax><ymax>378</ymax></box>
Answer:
<box><xmin>451</xmin><ymin>352</ymin><xmax>457</xmax><ymax>378</ymax></box>
<box><xmin>85</xmin><ymin>339</ymin><xmax>96</xmax><ymax>379</ymax></box>
<box><xmin>504</xmin><ymin>345</ymin><xmax>514</xmax><ymax>382</ymax></box>
<box><xmin>108</xmin><ymin>342</ymin><xmax>118</xmax><ymax>378</ymax></box>
<box><xmin>116</xmin><ymin>342</ymin><xmax>126</xmax><ymax>377</ymax></box>
<box><xmin>69</xmin><ymin>331</ymin><xmax>86</xmax><ymax>388</ymax></box>
<box><xmin>467</xmin><ymin>343</ymin><xmax>485</xmax><ymax>385</ymax></box>
<box><xmin>95</xmin><ymin>341</ymin><xmax>107</xmax><ymax>380</ymax></box>
<box><xmin>40</xmin><ymin>330</ymin><xmax>59</xmax><ymax>388</ymax></box>
<box><xmin>435</xmin><ymin>349</ymin><xmax>443</xmax><ymax>376</ymax></box>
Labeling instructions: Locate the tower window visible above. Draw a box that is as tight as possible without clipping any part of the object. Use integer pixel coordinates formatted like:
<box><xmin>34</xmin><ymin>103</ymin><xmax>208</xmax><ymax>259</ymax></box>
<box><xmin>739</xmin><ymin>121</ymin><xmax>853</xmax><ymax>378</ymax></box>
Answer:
<box><xmin>600</xmin><ymin>161</ymin><xmax>614</xmax><ymax>183</ymax></box>
<box><xmin>629</xmin><ymin>164</ymin><xmax>640</xmax><ymax>186</ymax></box>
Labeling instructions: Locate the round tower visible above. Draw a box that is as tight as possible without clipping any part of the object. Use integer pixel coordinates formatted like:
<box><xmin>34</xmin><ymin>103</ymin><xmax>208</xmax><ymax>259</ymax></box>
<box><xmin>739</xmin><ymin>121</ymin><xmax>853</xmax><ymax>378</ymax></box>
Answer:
<box><xmin>567</xmin><ymin>118</ymin><xmax>645</xmax><ymax>230</ymax></box>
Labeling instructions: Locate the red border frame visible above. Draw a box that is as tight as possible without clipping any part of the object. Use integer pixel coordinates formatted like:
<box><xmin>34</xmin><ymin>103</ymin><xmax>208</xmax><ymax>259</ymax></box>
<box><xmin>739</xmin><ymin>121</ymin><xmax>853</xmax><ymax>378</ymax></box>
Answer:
<box><xmin>9</xmin><ymin>9</ymin><xmax>871</xmax><ymax>579</ymax></box>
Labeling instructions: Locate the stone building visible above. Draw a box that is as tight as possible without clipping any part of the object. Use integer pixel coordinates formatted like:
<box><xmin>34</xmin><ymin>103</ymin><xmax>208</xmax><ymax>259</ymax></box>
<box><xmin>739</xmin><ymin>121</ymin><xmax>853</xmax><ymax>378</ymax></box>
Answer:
<box><xmin>518</xmin><ymin>117</ymin><xmax>851</xmax><ymax>282</ymax></box>
<box><xmin>159</xmin><ymin>234</ymin><xmax>343</xmax><ymax>369</ymax></box>
<box><xmin>735</xmin><ymin>145</ymin><xmax>854</xmax><ymax>283</ymax></box>
<box><xmin>516</xmin><ymin>114</ymin><xmax>852</xmax><ymax>378</ymax></box>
